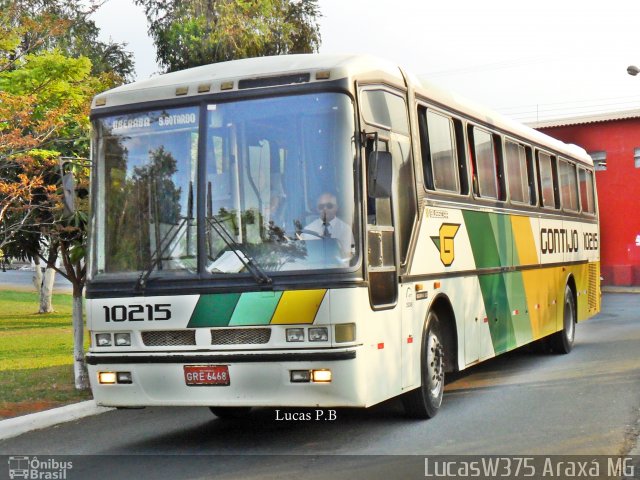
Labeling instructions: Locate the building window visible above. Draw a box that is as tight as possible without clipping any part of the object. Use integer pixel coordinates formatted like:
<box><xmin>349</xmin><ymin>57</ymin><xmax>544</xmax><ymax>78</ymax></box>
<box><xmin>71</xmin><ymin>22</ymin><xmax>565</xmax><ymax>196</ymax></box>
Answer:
<box><xmin>589</xmin><ymin>151</ymin><xmax>607</xmax><ymax>171</ymax></box>
<box><xmin>634</xmin><ymin>148</ymin><xmax>640</xmax><ymax>169</ymax></box>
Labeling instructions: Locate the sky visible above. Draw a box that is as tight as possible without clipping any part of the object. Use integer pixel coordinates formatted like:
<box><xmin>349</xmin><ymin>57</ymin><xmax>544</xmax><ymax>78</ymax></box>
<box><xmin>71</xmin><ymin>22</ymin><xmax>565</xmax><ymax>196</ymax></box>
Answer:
<box><xmin>91</xmin><ymin>0</ymin><xmax>640</xmax><ymax>124</ymax></box>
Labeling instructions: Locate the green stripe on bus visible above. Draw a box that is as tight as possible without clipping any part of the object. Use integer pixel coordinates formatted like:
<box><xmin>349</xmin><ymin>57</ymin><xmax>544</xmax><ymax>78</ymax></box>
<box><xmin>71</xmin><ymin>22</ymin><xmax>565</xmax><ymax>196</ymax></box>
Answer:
<box><xmin>488</xmin><ymin>212</ymin><xmax>514</xmax><ymax>267</ymax></box>
<box><xmin>479</xmin><ymin>273</ymin><xmax>516</xmax><ymax>354</ymax></box>
<box><xmin>229</xmin><ymin>291</ymin><xmax>283</xmax><ymax>326</ymax></box>
<box><xmin>462</xmin><ymin>211</ymin><xmax>502</xmax><ymax>269</ymax></box>
<box><xmin>187</xmin><ymin>293</ymin><xmax>241</xmax><ymax>328</ymax></box>
<box><xmin>505</xmin><ymin>271</ymin><xmax>533</xmax><ymax>346</ymax></box>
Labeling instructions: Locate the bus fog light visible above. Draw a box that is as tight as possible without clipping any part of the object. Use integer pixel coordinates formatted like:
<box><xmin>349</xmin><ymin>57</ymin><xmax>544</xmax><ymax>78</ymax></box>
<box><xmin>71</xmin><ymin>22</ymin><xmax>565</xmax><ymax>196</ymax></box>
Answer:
<box><xmin>117</xmin><ymin>372</ymin><xmax>133</xmax><ymax>384</ymax></box>
<box><xmin>311</xmin><ymin>369</ymin><xmax>332</xmax><ymax>383</ymax></box>
<box><xmin>308</xmin><ymin>327</ymin><xmax>328</xmax><ymax>342</ymax></box>
<box><xmin>114</xmin><ymin>333</ymin><xmax>131</xmax><ymax>346</ymax></box>
<box><xmin>290</xmin><ymin>370</ymin><xmax>311</xmax><ymax>383</ymax></box>
<box><xmin>334</xmin><ymin>323</ymin><xmax>356</xmax><ymax>343</ymax></box>
<box><xmin>286</xmin><ymin>328</ymin><xmax>305</xmax><ymax>342</ymax></box>
<box><xmin>98</xmin><ymin>372</ymin><xmax>117</xmax><ymax>384</ymax></box>
<box><xmin>96</xmin><ymin>333</ymin><xmax>112</xmax><ymax>347</ymax></box>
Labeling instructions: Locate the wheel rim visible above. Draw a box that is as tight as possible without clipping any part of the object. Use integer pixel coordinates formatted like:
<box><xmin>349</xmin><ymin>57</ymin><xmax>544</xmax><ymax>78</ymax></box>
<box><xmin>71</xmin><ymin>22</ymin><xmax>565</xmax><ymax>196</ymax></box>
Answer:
<box><xmin>426</xmin><ymin>329</ymin><xmax>444</xmax><ymax>398</ymax></box>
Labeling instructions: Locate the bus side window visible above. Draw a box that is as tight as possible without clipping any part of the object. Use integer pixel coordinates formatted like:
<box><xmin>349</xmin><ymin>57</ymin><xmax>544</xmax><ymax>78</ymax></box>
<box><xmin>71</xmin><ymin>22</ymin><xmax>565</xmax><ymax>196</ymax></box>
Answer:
<box><xmin>469</xmin><ymin>126</ymin><xmax>503</xmax><ymax>200</ymax></box>
<box><xmin>505</xmin><ymin>139</ymin><xmax>532</xmax><ymax>205</ymax></box>
<box><xmin>578</xmin><ymin>168</ymin><xmax>596</xmax><ymax>214</ymax></box>
<box><xmin>419</xmin><ymin>107</ymin><xmax>460</xmax><ymax>193</ymax></box>
<box><xmin>537</xmin><ymin>151</ymin><xmax>559</xmax><ymax>209</ymax></box>
<box><xmin>559</xmin><ymin>158</ymin><xmax>579</xmax><ymax>212</ymax></box>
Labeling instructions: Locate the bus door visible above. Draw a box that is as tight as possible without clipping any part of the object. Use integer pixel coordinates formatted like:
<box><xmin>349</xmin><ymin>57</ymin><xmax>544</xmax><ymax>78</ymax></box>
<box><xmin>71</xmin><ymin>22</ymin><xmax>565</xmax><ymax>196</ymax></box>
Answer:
<box><xmin>359</xmin><ymin>85</ymin><xmax>418</xmax><ymax>391</ymax></box>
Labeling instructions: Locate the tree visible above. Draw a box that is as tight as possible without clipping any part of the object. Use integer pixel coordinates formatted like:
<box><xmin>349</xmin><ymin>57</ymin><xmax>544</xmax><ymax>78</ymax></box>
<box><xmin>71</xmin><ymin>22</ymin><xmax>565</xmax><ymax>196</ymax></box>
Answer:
<box><xmin>1</xmin><ymin>0</ymin><xmax>135</xmax><ymax>82</ymax></box>
<box><xmin>0</xmin><ymin>5</ymin><xmax>126</xmax><ymax>389</ymax></box>
<box><xmin>136</xmin><ymin>0</ymin><xmax>321</xmax><ymax>72</ymax></box>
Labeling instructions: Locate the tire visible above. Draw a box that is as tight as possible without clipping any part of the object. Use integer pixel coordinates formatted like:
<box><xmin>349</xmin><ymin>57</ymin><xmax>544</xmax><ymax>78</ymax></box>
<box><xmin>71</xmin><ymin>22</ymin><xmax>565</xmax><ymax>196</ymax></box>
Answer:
<box><xmin>402</xmin><ymin>311</ymin><xmax>445</xmax><ymax>419</ymax></box>
<box><xmin>209</xmin><ymin>407</ymin><xmax>252</xmax><ymax>419</ymax></box>
<box><xmin>549</xmin><ymin>284</ymin><xmax>576</xmax><ymax>354</ymax></box>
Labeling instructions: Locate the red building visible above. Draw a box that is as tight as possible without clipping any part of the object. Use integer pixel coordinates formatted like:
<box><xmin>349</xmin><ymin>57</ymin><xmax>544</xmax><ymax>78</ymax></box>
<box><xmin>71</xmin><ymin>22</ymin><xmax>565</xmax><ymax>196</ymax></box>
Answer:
<box><xmin>533</xmin><ymin>110</ymin><xmax>640</xmax><ymax>286</ymax></box>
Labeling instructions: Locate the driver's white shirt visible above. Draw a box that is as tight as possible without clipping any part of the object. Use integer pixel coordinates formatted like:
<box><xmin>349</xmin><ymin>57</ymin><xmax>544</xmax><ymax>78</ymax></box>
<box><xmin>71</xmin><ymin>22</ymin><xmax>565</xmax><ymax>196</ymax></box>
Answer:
<box><xmin>302</xmin><ymin>217</ymin><xmax>355</xmax><ymax>258</ymax></box>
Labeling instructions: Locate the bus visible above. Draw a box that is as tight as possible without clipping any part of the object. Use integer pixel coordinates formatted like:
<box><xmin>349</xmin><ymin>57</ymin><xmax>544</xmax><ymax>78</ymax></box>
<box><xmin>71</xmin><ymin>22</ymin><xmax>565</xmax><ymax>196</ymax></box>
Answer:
<box><xmin>86</xmin><ymin>54</ymin><xmax>600</xmax><ymax>418</ymax></box>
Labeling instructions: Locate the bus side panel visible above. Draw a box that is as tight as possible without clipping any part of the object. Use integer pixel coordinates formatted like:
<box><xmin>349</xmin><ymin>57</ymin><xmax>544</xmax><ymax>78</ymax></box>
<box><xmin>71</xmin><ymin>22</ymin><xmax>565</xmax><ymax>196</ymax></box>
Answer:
<box><xmin>329</xmin><ymin>288</ymin><xmax>403</xmax><ymax>407</ymax></box>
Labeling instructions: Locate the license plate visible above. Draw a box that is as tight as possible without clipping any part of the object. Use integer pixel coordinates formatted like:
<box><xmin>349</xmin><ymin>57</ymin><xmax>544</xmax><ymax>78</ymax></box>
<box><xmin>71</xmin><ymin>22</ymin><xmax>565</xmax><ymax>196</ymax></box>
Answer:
<box><xmin>184</xmin><ymin>365</ymin><xmax>230</xmax><ymax>386</ymax></box>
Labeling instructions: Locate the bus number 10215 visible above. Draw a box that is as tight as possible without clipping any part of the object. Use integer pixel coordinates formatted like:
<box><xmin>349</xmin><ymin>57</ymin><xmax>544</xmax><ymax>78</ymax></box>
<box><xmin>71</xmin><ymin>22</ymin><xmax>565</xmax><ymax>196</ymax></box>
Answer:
<box><xmin>102</xmin><ymin>304</ymin><xmax>172</xmax><ymax>322</ymax></box>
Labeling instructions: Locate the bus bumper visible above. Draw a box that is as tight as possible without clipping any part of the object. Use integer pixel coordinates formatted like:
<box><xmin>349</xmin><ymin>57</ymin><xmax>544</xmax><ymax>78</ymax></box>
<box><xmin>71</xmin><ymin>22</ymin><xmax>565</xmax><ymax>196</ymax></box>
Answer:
<box><xmin>86</xmin><ymin>348</ymin><xmax>367</xmax><ymax>408</ymax></box>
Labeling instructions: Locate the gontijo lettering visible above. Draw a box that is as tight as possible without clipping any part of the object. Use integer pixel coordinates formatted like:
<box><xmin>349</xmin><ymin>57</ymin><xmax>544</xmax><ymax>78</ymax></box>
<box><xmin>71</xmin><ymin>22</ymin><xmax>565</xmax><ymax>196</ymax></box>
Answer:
<box><xmin>540</xmin><ymin>228</ymin><xmax>579</xmax><ymax>254</ymax></box>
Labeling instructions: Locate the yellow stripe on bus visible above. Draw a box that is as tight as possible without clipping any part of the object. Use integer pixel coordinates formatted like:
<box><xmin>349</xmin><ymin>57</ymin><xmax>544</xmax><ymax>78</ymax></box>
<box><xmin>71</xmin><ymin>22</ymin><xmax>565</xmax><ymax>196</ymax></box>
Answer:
<box><xmin>270</xmin><ymin>289</ymin><xmax>327</xmax><ymax>324</ymax></box>
<box><xmin>511</xmin><ymin>216</ymin><xmax>538</xmax><ymax>265</ymax></box>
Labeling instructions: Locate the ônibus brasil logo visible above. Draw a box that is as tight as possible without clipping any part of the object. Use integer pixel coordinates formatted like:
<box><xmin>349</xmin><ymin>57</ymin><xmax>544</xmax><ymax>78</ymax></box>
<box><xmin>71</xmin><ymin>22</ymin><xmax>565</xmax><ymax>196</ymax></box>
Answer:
<box><xmin>8</xmin><ymin>456</ymin><xmax>73</xmax><ymax>479</ymax></box>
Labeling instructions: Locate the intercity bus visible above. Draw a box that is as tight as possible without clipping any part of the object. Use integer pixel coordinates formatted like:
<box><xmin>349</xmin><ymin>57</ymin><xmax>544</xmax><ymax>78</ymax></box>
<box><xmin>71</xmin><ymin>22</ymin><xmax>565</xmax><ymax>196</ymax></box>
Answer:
<box><xmin>86</xmin><ymin>54</ymin><xmax>600</xmax><ymax>418</ymax></box>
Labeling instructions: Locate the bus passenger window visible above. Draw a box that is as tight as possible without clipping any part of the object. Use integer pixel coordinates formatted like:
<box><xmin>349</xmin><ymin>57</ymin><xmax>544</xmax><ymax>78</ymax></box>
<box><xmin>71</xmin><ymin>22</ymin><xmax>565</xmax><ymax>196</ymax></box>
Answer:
<box><xmin>505</xmin><ymin>140</ymin><xmax>531</xmax><ymax>204</ymax></box>
<box><xmin>537</xmin><ymin>151</ymin><xmax>558</xmax><ymax>209</ymax></box>
<box><xmin>470</xmin><ymin>127</ymin><xmax>500</xmax><ymax>200</ymax></box>
<box><xmin>420</xmin><ymin>109</ymin><xmax>459</xmax><ymax>193</ymax></box>
<box><xmin>579</xmin><ymin>168</ymin><xmax>596</xmax><ymax>214</ymax></box>
<box><xmin>559</xmin><ymin>159</ymin><xmax>579</xmax><ymax>211</ymax></box>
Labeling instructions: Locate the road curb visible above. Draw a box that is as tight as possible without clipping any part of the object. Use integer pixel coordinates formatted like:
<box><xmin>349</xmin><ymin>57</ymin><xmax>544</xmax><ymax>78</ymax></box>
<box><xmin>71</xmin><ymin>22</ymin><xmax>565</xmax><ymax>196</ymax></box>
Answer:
<box><xmin>0</xmin><ymin>401</ymin><xmax>113</xmax><ymax>441</ymax></box>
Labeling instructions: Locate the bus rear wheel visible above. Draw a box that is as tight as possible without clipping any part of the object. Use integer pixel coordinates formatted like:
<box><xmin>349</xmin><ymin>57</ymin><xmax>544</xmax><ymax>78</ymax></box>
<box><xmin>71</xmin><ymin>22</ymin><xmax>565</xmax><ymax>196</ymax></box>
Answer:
<box><xmin>402</xmin><ymin>311</ymin><xmax>445</xmax><ymax>419</ymax></box>
<box><xmin>209</xmin><ymin>407</ymin><xmax>252</xmax><ymax>419</ymax></box>
<box><xmin>550</xmin><ymin>284</ymin><xmax>576</xmax><ymax>354</ymax></box>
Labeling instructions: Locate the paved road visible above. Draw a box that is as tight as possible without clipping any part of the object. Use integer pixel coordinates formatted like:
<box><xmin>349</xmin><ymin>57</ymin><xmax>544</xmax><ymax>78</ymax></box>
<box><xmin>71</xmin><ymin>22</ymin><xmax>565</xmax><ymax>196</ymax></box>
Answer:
<box><xmin>0</xmin><ymin>269</ymin><xmax>72</xmax><ymax>293</ymax></box>
<box><xmin>0</xmin><ymin>294</ymin><xmax>638</xmax><ymax>479</ymax></box>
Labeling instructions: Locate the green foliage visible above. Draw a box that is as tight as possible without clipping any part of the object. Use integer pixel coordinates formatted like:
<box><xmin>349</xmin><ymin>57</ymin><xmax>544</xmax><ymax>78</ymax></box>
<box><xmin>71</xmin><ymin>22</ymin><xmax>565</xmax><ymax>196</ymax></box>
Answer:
<box><xmin>136</xmin><ymin>0</ymin><xmax>322</xmax><ymax>72</ymax></box>
<box><xmin>2</xmin><ymin>0</ymin><xmax>135</xmax><ymax>82</ymax></box>
<box><xmin>0</xmin><ymin>290</ymin><xmax>91</xmax><ymax>416</ymax></box>
<box><xmin>0</xmin><ymin>3</ymin><xmax>115</xmax><ymax>286</ymax></box>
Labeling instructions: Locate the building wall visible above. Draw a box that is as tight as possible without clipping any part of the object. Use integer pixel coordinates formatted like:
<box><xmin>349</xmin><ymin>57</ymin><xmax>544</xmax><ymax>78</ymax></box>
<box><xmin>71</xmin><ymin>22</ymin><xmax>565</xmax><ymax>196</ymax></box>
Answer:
<box><xmin>539</xmin><ymin>118</ymin><xmax>640</xmax><ymax>286</ymax></box>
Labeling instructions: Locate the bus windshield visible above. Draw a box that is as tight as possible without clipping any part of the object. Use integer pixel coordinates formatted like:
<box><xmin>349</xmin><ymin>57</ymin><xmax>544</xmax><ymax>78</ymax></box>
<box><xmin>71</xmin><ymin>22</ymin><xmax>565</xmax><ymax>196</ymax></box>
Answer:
<box><xmin>91</xmin><ymin>92</ymin><xmax>358</xmax><ymax>279</ymax></box>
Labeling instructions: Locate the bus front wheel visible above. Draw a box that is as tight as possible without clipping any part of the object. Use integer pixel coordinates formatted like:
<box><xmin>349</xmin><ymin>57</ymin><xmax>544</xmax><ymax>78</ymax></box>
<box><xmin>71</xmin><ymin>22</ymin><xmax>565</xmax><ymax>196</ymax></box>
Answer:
<box><xmin>402</xmin><ymin>311</ymin><xmax>445</xmax><ymax>419</ymax></box>
<box><xmin>550</xmin><ymin>284</ymin><xmax>576</xmax><ymax>354</ymax></box>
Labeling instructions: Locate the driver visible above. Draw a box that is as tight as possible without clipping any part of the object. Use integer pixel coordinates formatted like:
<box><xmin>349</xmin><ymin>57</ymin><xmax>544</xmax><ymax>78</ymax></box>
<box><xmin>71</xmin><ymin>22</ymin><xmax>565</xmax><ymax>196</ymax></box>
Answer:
<box><xmin>302</xmin><ymin>192</ymin><xmax>354</xmax><ymax>260</ymax></box>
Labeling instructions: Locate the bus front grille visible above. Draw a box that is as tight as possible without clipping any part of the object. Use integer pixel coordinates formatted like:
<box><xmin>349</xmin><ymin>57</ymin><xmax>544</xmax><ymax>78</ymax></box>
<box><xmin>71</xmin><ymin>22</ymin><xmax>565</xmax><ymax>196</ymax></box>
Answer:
<box><xmin>211</xmin><ymin>328</ymin><xmax>271</xmax><ymax>345</ymax></box>
<box><xmin>142</xmin><ymin>330</ymin><xmax>196</xmax><ymax>347</ymax></box>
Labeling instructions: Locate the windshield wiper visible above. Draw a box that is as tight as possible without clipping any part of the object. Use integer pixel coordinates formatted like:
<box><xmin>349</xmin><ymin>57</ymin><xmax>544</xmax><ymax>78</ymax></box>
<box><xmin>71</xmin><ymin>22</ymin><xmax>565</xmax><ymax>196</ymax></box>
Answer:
<box><xmin>206</xmin><ymin>215</ymin><xmax>272</xmax><ymax>286</ymax></box>
<box><xmin>135</xmin><ymin>216</ymin><xmax>191</xmax><ymax>292</ymax></box>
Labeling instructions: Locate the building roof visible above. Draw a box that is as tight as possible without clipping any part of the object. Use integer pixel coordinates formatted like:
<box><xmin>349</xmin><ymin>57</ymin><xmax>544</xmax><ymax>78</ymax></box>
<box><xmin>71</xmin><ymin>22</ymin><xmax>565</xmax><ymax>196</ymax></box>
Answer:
<box><xmin>527</xmin><ymin>108</ymin><xmax>640</xmax><ymax>129</ymax></box>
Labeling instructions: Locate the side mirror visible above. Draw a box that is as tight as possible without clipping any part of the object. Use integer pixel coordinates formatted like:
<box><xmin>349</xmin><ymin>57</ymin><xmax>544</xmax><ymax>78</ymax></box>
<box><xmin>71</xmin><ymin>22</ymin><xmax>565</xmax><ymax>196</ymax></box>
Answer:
<box><xmin>367</xmin><ymin>151</ymin><xmax>392</xmax><ymax>198</ymax></box>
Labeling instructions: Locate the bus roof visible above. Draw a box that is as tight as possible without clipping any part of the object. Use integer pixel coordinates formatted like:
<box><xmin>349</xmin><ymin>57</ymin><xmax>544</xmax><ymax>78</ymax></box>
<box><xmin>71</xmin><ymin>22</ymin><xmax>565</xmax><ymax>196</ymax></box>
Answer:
<box><xmin>407</xmin><ymin>71</ymin><xmax>592</xmax><ymax>165</ymax></box>
<box><xmin>92</xmin><ymin>53</ymin><xmax>592</xmax><ymax>166</ymax></box>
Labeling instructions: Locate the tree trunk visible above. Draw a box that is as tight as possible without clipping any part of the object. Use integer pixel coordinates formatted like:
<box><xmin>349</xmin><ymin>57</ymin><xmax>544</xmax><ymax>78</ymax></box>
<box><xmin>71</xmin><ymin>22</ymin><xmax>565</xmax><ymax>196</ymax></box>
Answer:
<box><xmin>32</xmin><ymin>259</ymin><xmax>42</xmax><ymax>291</ymax></box>
<box><xmin>72</xmin><ymin>291</ymin><xmax>89</xmax><ymax>390</ymax></box>
<box><xmin>39</xmin><ymin>267</ymin><xmax>56</xmax><ymax>313</ymax></box>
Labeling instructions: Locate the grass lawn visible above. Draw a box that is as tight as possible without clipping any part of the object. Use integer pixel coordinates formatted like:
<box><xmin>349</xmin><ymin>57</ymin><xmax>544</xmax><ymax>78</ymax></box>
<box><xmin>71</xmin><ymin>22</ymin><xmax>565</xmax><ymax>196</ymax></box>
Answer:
<box><xmin>0</xmin><ymin>290</ymin><xmax>92</xmax><ymax>419</ymax></box>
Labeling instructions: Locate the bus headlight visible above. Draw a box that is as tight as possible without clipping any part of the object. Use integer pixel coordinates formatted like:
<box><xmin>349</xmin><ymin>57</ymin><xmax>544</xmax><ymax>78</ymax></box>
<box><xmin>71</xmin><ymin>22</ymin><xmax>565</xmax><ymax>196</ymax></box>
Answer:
<box><xmin>98</xmin><ymin>372</ymin><xmax>117</xmax><ymax>384</ymax></box>
<box><xmin>311</xmin><ymin>369</ymin><xmax>332</xmax><ymax>383</ymax></box>
<box><xmin>114</xmin><ymin>333</ymin><xmax>131</xmax><ymax>346</ymax></box>
<box><xmin>116</xmin><ymin>372</ymin><xmax>133</xmax><ymax>384</ymax></box>
<box><xmin>286</xmin><ymin>328</ymin><xmax>305</xmax><ymax>342</ymax></box>
<box><xmin>96</xmin><ymin>333</ymin><xmax>112</xmax><ymax>347</ymax></box>
<box><xmin>308</xmin><ymin>327</ymin><xmax>328</xmax><ymax>342</ymax></box>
